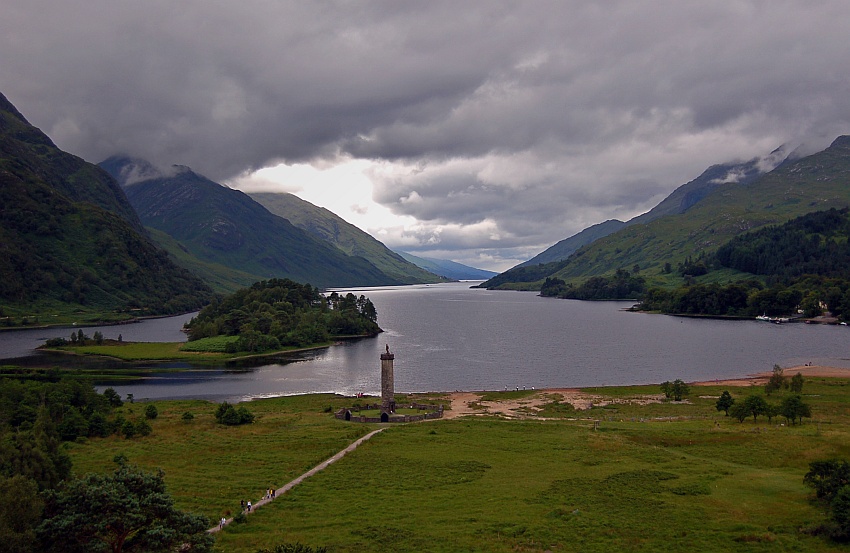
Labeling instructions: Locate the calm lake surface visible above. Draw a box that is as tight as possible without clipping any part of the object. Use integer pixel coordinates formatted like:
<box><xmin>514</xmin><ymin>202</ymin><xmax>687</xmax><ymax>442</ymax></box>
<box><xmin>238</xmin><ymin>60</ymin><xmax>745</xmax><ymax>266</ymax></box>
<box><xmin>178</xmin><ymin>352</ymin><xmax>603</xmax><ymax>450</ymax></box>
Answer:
<box><xmin>3</xmin><ymin>281</ymin><xmax>849</xmax><ymax>402</ymax></box>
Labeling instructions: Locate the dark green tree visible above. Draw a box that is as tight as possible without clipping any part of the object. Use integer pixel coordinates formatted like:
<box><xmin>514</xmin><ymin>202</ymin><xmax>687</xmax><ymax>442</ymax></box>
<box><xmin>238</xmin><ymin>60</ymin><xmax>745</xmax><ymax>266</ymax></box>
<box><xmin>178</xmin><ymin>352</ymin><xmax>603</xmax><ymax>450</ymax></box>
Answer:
<box><xmin>742</xmin><ymin>394</ymin><xmax>768</xmax><ymax>422</ymax></box>
<box><xmin>780</xmin><ymin>394</ymin><xmax>812</xmax><ymax>425</ymax></box>
<box><xmin>144</xmin><ymin>404</ymin><xmax>158</xmax><ymax>420</ymax></box>
<box><xmin>103</xmin><ymin>387</ymin><xmax>123</xmax><ymax>407</ymax></box>
<box><xmin>764</xmin><ymin>402</ymin><xmax>780</xmax><ymax>423</ymax></box>
<box><xmin>214</xmin><ymin>402</ymin><xmax>254</xmax><ymax>426</ymax></box>
<box><xmin>830</xmin><ymin>486</ymin><xmax>850</xmax><ymax>539</ymax></box>
<box><xmin>671</xmin><ymin>379</ymin><xmax>689</xmax><ymax>401</ymax></box>
<box><xmin>715</xmin><ymin>390</ymin><xmax>734</xmax><ymax>415</ymax></box>
<box><xmin>38</xmin><ymin>464</ymin><xmax>213</xmax><ymax>553</ymax></box>
<box><xmin>729</xmin><ymin>401</ymin><xmax>749</xmax><ymax>423</ymax></box>
<box><xmin>0</xmin><ymin>475</ymin><xmax>43</xmax><ymax>553</ymax></box>
<box><xmin>135</xmin><ymin>419</ymin><xmax>152</xmax><ymax>437</ymax></box>
<box><xmin>121</xmin><ymin>420</ymin><xmax>136</xmax><ymax>439</ymax></box>
<box><xmin>790</xmin><ymin>372</ymin><xmax>804</xmax><ymax>393</ymax></box>
<box><xmin>764</xmin><ymin>365</ymin><xmax>787</xmax><ymax>395</ymax></box>
<box><xmin>805</xmin><ymin>460</ymin><xmax>850</xmax><ymax>501</ymax></box>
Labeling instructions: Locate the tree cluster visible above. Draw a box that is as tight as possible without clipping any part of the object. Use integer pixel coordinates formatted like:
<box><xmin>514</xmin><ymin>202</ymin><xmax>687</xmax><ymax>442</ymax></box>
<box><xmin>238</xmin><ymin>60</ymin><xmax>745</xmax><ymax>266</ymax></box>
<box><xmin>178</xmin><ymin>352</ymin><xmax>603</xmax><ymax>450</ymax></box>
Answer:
<box><xmin>638</xmin><ymin>275</ymin><xmax>850</xmax><ymax>319</ymax></box>
<box><xmin>540</xmin><ymin>268</ymin><xmax>646</xmax><ymax>300</ymax></box>
<box><xmin>0</xmin><ymin>375</ymin><xmax>209</xmax><ymax>552</ymax></box>
<box><xmin>38</xmin><ymin>462</ymin><xmax>213</xmax><ymax>553</ymax></box>
<box><xmin>660</xmin><ymin>379</ymin><xmax>690</xmax><ymax>401</ymax></box>
<box><xmin>715</xmin><ymin>208</ymin><xmax>850</xmax><ymax>280</ymax></box>
<box><xmin>214</xmin><ymin>402</ymin><xmax>255</xmax><ymax>426</ymax></box>
<box><xmin>804</xmin><ymin>460</ymin><xmax>850</xmax><ymax>541</ymax></box>
<box><xmin>634</xmin><ymin>209</ymin><xmax>850</xmax><ymax>319</ymax></box>
<box><xmin>715</xmin><ymin>372</ymin><xmax>810</xmax><ymax>425</ymax></box>
<box><xmin>185</xmin><ymin>279</ymin><xmax>381</xmax><ymax>352</ymax></box>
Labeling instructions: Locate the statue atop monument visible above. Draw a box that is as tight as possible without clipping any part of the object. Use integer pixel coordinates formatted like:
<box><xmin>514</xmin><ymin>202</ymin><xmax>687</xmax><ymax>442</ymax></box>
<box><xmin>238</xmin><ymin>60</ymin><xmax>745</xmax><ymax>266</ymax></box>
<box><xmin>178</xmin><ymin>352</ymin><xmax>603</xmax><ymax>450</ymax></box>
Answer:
<box><xmin>380</xmin><ymin>344</ymin><xmax>395</xmax><ymax>413</ymax></box>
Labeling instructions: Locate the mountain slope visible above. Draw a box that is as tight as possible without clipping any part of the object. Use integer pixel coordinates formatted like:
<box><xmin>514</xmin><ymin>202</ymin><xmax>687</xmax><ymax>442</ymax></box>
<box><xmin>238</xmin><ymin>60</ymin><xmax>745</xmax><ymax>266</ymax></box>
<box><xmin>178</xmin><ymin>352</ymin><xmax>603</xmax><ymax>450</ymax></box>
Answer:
<box><xmin>0</xmin><ymin>94</ymin><xmax>144</xmax><ymax>233</ymax></box>
<box><xmin>250</xmin><ymin>192</ymin><xmax>443</xmax><ymax>284</ymax></box>
<box><xmin>0</xmin><ymin>92</ymin><xmax>213</xmax><ymax>319</ymax></box>
<box><xmin>519</xmin><ymin>219</ymin><xmax>627</xmax><ymax>267</ymax></box>
<box><xmin>547</xmin><ymin>136</ymin><xmax>850</xmax><ymax>283</ymax></box>
<box><xmin>397</xmin><ymin>251</ymin><xmax>497</xmax><ymax>280</ymax></box>
<box><xmin>101</xmin><ymin>157</ymin><xmax>400</xmax><ymax>289</ymax></box>
<box><xmin>517</xmin><ymin>147</ymin><xmax>790</xmax><ymax>271</ymax></box>
<box><xmin>484</xmin><ymin>137</ymin><xmax>850</xmax><ymax>290</ymax></box>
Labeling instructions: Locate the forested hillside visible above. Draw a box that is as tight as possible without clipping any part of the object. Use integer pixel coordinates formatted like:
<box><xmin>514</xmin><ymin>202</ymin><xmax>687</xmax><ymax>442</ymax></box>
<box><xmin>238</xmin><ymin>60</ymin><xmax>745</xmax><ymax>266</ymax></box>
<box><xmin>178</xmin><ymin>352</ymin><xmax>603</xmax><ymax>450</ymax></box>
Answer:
<box><xmin>715</xmin><ymin>208</ymin><xmax>850</xmax><ymax>279</ymax></box>
<box><xmin>637</xmin><ymin>209</ymin><xmax>850</xmax><ymax>318</ymax></box>
<box><xmin>0</xmin><ymin>93</ymin><xmax>213</xmax><ymax>323</ymax></box>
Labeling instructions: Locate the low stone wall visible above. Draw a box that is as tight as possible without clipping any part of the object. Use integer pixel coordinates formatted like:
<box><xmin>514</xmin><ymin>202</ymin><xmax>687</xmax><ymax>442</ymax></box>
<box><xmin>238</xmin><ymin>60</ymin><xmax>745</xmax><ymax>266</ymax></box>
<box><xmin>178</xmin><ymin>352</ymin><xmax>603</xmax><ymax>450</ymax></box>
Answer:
<box><xmin>335</xmin><ymin>402</ymin><xmax>444</xmax><ymax>423</ymax></box>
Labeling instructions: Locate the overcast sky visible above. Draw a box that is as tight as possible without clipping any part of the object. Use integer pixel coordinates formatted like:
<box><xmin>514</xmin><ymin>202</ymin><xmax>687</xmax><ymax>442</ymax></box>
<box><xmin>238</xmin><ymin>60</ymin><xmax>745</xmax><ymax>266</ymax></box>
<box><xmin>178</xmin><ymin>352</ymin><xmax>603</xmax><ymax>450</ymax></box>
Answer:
<box><xmin>3</xmin><ymin>1</ymin><xmax>850</xmax><ymax>271</ymax></box>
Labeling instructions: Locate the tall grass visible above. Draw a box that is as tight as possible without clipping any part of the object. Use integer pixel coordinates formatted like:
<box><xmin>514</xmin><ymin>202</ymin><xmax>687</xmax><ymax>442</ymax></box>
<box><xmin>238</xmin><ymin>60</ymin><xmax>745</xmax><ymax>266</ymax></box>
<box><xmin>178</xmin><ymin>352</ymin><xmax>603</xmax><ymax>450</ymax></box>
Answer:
<box><xmin>66</xmin><ymin>380</ymin><xmax>850</xmax><ymax>552</ymax></box>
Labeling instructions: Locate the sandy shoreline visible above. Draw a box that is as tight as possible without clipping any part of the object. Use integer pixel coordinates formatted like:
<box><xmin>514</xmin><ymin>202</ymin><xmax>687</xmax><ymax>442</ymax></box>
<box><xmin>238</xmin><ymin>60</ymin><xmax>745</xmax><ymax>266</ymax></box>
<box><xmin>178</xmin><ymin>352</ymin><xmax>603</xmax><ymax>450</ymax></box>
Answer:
<box><xmin>690</xmin><ymin>364</ymin><xmax>850</xmax><ymax>387</ymax></box>
<box><xmin>437</xmin><ymin>365</ymin><xmax>850</xmax><ymax>420</ymax></box>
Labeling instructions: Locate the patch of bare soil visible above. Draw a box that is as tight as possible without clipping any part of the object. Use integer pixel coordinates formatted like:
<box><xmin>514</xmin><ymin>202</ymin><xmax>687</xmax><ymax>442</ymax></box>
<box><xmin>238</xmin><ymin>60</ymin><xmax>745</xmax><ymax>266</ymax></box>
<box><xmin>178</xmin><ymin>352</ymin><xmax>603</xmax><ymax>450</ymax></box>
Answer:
<box><xmin>441</xmin><ymin>388</ymin><xmax>665</xmax><ymax>420</ymax></box>
<box><xmin>437</xmin><ymin>366</ymin><xmax>850</xmax><ymax>419</ymax></box>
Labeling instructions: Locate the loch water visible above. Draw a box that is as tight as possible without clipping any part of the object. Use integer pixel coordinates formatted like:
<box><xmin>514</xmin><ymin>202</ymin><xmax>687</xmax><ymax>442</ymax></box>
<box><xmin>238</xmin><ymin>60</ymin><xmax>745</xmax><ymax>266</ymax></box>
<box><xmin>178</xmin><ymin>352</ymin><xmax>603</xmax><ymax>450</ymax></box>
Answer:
<box><xmin>2</xmin><ymin>281</ymin><xmax>849</xmax><ymax>402</ymax></box>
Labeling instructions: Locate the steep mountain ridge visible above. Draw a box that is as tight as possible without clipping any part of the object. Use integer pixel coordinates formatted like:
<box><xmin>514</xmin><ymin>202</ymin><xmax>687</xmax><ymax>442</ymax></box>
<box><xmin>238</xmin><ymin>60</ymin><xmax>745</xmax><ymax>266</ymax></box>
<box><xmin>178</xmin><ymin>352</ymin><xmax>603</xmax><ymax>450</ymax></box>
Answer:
<box><xmin>484</xmin><ymin>137</ymin><xmax>850</xmax><ymax>289</ymax></box>
<box><xmin>0</xmin><ymin>92</ymin><xmax>213</xmax><ymax>319</ymax></box>
<box><xmin>250</xmin><ymin>192</ymin><xmax>443</xmax><ymax>284</ymax></box>
<box><xmin>518</xmin><ymin>146</ymin><xmax>792</xmax><ymax>270</ymax></box>
<box><xmin>101</xmin><ymin>157</ymin><xmax>401</xmax><ymax>289</ymax></box>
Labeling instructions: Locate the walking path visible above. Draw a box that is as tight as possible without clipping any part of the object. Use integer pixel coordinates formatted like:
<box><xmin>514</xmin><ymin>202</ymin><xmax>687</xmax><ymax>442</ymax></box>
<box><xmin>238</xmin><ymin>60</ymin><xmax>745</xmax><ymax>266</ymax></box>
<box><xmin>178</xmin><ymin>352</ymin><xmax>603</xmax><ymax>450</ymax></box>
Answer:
<box><xmin>209</xmin><ymin>427</ymin><xmax>387</xmax><ymax>533</ymax></box>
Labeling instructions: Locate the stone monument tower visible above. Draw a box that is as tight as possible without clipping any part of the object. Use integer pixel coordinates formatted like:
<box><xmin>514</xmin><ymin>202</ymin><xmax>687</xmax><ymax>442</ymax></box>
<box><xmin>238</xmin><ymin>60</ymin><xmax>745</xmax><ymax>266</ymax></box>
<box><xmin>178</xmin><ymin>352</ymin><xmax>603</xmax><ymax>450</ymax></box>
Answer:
<box><xmin>381</xmin><ymin>344</ymin><xmax>395</xmax><ymax>414</ymax></box>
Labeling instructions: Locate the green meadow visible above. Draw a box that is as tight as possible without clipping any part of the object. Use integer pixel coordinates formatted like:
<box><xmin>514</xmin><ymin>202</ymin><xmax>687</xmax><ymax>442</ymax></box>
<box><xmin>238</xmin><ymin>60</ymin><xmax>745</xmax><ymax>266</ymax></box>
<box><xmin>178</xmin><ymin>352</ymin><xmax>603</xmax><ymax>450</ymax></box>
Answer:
<box><xmin>45</xmin><ymin>337</ymin><xmax>333</xmax><ymax>362</ymax></box>
<box><xmin>65</xmin><ymin>381</ymin><xmax>850</xmax><ymax>552</ymax></box>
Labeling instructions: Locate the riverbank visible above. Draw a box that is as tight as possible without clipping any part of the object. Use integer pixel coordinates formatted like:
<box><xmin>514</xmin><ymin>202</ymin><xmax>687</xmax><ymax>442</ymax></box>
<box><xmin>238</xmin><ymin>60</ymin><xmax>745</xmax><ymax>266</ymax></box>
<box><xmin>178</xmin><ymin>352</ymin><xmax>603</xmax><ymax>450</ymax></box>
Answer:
<box><xmin>691</xmin><ymin>363</ymin><xmax>850</xmax><ymax>387</ymax></box>
<box><xmin>435</xmin><ymin>364</ymin><xmax>850</xmax><ymax>420</ymax></box>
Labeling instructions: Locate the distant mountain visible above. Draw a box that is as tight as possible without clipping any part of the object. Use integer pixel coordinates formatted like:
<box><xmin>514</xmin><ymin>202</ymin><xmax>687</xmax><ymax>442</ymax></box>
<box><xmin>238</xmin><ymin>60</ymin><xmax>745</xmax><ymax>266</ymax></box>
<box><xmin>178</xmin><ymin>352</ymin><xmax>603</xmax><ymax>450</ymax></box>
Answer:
<box><xmin>483</xmin><ymin>138</ymin><xmax>850</xmax><ymax>290</ymax></box>
<box><xmin>517</xmin><ymin>146</ymin><xmax>792</xmax><ymax>270</ymax></box>
<box><xmin>518</xmin><ymin>219</ymin><xmax>627</xmax><ymax>267</ymax></box>
<box><xmin>250</xmin><ymin>192</ymin><xmax>444</xmax><ymax>284</ymax></box>
<box><xmin>0</xmin><ymin>92</ymin><xmax>213</xmax><ymax>319</ymax></box>
<box><xmin>397</xmin><ymin>252</ymin><xmax>497</xmax><ymax>280</ymax></box>
<box><xmin>100</xmin><ymin>157</ymin><xmax>401</xmax><ymax>290</ymax></box>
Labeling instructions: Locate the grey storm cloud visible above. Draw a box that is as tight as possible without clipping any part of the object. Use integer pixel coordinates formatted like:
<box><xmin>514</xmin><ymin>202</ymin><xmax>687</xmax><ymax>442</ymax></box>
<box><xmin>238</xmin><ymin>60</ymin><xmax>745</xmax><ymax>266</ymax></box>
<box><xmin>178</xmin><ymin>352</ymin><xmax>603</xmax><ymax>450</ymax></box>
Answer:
<box><xmin>3</xmin><ymin>0</ymin><xmax>850</xmax><ymax>269</ymax></box>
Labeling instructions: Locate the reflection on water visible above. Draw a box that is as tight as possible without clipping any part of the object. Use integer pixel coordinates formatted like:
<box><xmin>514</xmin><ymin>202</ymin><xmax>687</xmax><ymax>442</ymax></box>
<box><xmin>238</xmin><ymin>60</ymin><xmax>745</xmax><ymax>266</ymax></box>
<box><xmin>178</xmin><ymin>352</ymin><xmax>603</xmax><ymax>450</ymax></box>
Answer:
<box><xmin>2</xmin><ymin>283</ymin><xmax>850</xmax><ymax>403</ymax></box>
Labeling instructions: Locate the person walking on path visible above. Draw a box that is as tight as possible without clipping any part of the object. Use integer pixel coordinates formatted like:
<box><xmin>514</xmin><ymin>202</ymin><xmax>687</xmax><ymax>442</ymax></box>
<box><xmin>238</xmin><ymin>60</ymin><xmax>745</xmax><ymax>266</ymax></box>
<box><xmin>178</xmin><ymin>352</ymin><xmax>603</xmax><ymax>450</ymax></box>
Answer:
<box><xmin>207</xmin><ymin>427</ymin><xmax>387</xmax><ymax>534</ymax></box>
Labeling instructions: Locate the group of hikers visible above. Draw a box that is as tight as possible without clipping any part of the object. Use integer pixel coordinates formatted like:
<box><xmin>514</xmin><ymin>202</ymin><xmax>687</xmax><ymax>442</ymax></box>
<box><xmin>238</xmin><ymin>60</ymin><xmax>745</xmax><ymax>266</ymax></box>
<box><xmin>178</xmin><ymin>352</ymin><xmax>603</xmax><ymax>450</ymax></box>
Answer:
<box><xmin>219</xmin><ymin>487</ymin><xmax>278</xmax><ymax>528</ymax></box>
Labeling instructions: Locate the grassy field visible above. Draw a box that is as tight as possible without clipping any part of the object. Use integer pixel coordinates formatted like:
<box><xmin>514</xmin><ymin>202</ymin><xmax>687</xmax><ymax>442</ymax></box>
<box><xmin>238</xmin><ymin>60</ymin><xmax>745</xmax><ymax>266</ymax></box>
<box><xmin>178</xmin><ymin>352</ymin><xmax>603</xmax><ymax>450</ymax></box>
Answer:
<box><xmin>47</xmin><ymin>339</ymin><xmax>334</xmax><ymax>363</ymax></box>
<box><xmin>65</xmin><ymin>382</ymin><xmax>850</xmax><ymax>552</ymax></box>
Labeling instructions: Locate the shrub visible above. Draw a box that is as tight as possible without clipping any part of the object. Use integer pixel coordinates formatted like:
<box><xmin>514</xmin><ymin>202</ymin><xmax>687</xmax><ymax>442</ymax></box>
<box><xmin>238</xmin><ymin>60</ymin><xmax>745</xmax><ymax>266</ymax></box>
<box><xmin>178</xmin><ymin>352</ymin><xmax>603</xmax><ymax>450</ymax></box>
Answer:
<box><xmin>214</xmin><ymin>401</ymin><xmax>254</xmax><ymax>425</ymax></box>
<box><xmin>144</xmin><ymin>404</ymin><xmax>158</xmax><ymax>420</ymax></box>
